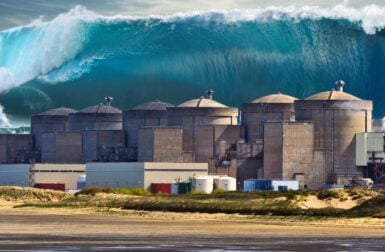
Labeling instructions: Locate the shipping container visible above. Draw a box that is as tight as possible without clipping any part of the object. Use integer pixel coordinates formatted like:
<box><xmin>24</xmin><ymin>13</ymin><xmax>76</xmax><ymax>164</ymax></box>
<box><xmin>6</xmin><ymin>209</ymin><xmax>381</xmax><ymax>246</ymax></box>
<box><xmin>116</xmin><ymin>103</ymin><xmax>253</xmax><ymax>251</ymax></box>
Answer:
<box><xmin>171</xmin><ymin>182</ymin><xmax>178</xmax><ymax>195</ymax></box>
<box><xmin>151</xmin><ymin>183</ymin><xmax>172</xmax><ymax>194</ymax></box>
<box><xmin>178</xmin><ymin>181</ymin><xmax>192</xmax><ymax>194</ymax></box>
<box><xmin>243</xmin><ymin>179</ymin><xmax>273</xmax><ymax>191</ymax></box>
<box><xmin>243</xmin><ymin>179</ymin><xmax>299</xmax><ymax>191</ymax></box>
<box><xmin>35</xmin><ymin>183</ymin><xmax>65</xmax><ymax>191</ymax></box>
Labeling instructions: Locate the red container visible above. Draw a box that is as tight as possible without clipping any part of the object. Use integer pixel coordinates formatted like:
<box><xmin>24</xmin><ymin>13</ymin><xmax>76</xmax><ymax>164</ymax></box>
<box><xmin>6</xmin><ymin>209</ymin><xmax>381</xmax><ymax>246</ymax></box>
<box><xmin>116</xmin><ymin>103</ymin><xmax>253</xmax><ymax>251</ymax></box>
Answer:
<box><xmin>34</xmin><ymin>183</ymin><xmax>65</xmax><ymax>191</ymax></box>
<box><xmin>151</xmin><ymin>183</ymin><xmax>172</xmax><ymax>194</ymax></box>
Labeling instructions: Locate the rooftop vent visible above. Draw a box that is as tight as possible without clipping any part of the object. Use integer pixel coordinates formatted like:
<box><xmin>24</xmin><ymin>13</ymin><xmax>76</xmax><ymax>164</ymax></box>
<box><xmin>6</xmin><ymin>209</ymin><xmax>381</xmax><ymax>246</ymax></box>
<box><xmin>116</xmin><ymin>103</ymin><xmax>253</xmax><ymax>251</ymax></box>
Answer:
<box><xmin>206</xmin><ymin>89</ymin><xmax>214</xmax><ymax>100</ymax></box>
<box><xmin>336</xmin><ymin>80</ymin><xmax>345</xmax><ymax>92</ymax></box>
<box><xmin>104</xmin><ymin>96</ymin><xmax>114</xmax><ymax>106</ymax></box>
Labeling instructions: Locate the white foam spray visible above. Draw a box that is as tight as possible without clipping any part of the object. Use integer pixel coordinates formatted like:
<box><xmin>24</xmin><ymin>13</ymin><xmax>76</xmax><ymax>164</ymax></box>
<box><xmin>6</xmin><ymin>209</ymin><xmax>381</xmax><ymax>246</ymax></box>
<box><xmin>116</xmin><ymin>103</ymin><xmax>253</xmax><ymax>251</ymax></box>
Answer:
<box><xmin>0</xmin><ymin>105</ymin><xmax>11</xmax><ymax>128</ymax></box>
<box><xmin>1</xmin><ymin>3</ymin><xmax>385</xmax><ymax>126</ymax></box>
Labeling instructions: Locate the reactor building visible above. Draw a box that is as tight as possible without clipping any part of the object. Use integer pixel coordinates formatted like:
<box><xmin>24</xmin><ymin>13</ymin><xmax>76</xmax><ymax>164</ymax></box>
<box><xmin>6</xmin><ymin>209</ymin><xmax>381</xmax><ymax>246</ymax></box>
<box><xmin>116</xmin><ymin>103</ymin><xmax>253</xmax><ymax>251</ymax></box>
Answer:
<box><xmin>0</xmin><ymin>81</ymin><xmax>382</xmax><ymax>190</ymax></box>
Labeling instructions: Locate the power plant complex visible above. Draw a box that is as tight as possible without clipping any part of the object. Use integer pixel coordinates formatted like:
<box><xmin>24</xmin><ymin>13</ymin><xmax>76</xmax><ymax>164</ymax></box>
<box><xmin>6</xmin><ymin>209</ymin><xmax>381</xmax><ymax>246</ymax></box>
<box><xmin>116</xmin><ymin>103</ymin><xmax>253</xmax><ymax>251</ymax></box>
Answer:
<box><xmin>0</xmin><ymin>81</ymin><xmax>383</xmax><ymax>192</ymax></box>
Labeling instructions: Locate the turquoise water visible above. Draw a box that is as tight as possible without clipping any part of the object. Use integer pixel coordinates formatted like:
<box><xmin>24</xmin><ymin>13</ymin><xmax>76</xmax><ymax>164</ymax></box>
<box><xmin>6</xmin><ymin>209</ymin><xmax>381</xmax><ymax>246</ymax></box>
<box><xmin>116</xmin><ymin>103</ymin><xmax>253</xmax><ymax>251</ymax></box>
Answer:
<box><xmin>1</xmin><ymin>6</ymin><xmax>385</xmax><ymax>117</ymax></box>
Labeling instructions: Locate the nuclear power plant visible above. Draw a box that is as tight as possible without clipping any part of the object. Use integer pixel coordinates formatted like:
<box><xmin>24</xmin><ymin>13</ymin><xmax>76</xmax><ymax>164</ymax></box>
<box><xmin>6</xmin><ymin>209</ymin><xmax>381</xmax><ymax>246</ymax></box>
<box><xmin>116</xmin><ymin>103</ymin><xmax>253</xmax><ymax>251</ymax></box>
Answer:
<box><xmin>0</xmin><ymin>80</ymin><xmax>383</xmax><ymax>191</ymax></box>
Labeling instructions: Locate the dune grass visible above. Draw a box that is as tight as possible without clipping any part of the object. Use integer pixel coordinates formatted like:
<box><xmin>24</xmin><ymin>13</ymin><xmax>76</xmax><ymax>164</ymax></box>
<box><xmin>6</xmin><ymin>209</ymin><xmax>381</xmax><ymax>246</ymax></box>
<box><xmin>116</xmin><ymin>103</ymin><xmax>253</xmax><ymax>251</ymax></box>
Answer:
<box><xmin>3</xmin><ymin>186</ymin><xmax>385</xmax><ymax>218</ymax></box>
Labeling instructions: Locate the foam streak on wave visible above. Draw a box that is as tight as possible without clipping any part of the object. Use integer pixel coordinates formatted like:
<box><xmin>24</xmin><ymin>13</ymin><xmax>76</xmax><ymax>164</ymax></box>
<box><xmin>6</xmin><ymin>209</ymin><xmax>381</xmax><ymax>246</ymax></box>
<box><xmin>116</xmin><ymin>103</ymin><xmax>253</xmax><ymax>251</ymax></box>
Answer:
<box><xmin>0</xmin><ymin>6</ymin><xmax>96</xmax><ymax>89</ymax></box>
<box><xmin>1</xmin><ymin>3</ymin><xmax>385</xmax><ymax>91</ymax></box>
<box><xmin>1</xmin><ymin>3</ymin><xmax>385</xmax><ymax>123</ymax></box>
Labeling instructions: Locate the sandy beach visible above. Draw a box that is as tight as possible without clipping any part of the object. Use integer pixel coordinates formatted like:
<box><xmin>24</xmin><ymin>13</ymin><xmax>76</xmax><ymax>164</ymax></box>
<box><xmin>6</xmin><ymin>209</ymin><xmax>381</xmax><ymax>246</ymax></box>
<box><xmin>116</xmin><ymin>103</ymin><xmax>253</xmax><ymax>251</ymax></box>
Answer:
<box><xmin>1</xmin><ymin>206</ymin><xmax>385</xmax><ymax>251</ymax></box>
<box><xmin>1</xmin><ymin>187</ymin><xmax>385</xmax><ymax>251</ymax></box>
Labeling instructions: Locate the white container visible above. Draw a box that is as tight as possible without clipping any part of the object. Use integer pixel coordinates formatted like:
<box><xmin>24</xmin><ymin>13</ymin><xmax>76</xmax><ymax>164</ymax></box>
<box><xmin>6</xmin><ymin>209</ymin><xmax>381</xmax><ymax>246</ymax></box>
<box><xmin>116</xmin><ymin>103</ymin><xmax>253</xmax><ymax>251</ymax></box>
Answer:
<box><xmin>193</xmin><ymin>176</ymin><xmax>214</xmax><ymax>194</ymax></box>
<box><xmin>217</xmin><ymin>177</ymin><xmax>236</xmax><ymax>191</ymax></box>
<box><xmin>171</xmin><ymin>181</ymin><xmax>179</xmax><ymax>195</ymax></box>
<box><xmin>77</xmin><ymin>175</ymin><xmax>86</xmax><ymax>190</ymax></box>
<box><xmin>271</xmin><ymin>180</ymin><xmax>299</xmax><ymax>191</ymax></box>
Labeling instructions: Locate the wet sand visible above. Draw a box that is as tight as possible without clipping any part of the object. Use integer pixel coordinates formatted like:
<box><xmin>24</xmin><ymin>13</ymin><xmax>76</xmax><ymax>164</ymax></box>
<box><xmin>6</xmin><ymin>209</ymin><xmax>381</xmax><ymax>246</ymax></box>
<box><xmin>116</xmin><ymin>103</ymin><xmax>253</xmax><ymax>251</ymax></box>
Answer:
<box><xmin>1</xmin><ymin>207</ymin><xmax>385</xmax><ymax>251</ymax></box>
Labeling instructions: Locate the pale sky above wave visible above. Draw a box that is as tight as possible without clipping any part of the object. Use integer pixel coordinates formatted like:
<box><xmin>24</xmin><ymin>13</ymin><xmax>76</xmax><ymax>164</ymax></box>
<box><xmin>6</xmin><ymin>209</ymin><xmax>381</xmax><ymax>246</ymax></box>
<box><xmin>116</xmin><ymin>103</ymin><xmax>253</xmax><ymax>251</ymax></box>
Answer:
<box><xmin>0</xmin><ymin>0</ymin><xmax>383</xmax><ymax>30</ymax></box>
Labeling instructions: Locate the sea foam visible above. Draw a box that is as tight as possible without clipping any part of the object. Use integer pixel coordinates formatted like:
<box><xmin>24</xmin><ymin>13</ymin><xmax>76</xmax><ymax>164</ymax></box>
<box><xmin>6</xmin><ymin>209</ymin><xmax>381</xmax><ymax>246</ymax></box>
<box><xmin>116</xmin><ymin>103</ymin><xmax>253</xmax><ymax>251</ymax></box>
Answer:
<box><xmin>1</xmin><ymin>3</ymin><xmax>385</xmax><ymax>125</ymax></box>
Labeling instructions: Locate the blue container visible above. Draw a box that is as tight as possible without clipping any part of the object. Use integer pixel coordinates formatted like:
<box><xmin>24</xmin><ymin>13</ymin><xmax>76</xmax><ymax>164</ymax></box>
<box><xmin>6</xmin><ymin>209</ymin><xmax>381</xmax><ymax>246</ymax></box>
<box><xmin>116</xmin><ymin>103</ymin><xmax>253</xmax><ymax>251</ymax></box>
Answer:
<box><xmin>243</xmin><ymin>179</ymin><xmax>274</xmax><ymax>191</ymax></box>
<box><xmin>254</xmin><ymin>180</ymin><xmax>273</xmax><ymax>191</ymax></box>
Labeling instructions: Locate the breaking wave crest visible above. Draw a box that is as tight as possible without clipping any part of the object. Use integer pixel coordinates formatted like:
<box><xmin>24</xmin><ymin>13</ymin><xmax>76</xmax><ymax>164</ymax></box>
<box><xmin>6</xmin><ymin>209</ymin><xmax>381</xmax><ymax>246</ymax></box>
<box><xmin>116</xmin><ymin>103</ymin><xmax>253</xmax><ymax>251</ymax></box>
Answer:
<box><xmin>1</xmin><ymin>3</ymin><xmax>385</xmax><ymax>123</ymax></box>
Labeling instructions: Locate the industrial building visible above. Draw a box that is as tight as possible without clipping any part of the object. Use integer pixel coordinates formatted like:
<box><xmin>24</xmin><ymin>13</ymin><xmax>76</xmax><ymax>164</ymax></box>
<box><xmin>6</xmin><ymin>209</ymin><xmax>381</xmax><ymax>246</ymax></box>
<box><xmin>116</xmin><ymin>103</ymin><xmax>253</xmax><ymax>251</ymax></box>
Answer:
<box><xmin>86</xmin><ymin>162</ymin><xmax>208</xmax><ymax>190</ymax></box>
<box><xmin>0</xmin><ymin>81</ymin><xmax>382</xmax><ymax>190</ymax></box>
<box><xmin>0</xmin><ymin>163</ymin><xmax>85</xmax><ymax>190</ymax></box>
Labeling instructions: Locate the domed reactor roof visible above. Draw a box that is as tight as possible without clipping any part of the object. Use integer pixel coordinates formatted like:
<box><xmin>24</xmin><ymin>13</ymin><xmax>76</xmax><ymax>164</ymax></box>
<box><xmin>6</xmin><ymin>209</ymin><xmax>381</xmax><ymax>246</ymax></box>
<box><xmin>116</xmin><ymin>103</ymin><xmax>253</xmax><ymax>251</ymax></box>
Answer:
<box><xmin>178</xmin><ymin>98</ymin><xmax>228</xmax><ymax>108</ymax></box>
<box><xmin>133</xmin><ymin>100</ymin><xmax>174</xmax><ymax>110</ymax></box>
<box><xmin>252</xmin><ymin>93</ymin><xmax>298</xmax><ymax>103</ymax></box>
<box><xmin>306</xmin><ymin>81</ymin><xmax>361</xmax><ymax>101</ymax></box>
<box><xmin>38</xmin><ymin>107</ymin><xmax>78</xmax><ymax>116</ymax></box>
<box><xmin>79</xmin><ymin>105</ymin><xmax>122</xmax><ymax>114</ymax></box>
<box><xmin>306</xmin><ymin>90</ymin><xmax>361</xmax><ymax>101</ymax></box>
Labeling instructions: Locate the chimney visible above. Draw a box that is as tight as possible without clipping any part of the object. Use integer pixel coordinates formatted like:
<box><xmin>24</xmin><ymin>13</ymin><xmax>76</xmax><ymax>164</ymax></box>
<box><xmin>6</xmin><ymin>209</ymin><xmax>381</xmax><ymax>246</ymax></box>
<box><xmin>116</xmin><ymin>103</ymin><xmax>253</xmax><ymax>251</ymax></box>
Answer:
<box><xmin>336</xmin><ymin>80</ymin><xmax>345</xmax><ymax>92</ymax></box>
<box><xmin>206</xmin><ymin>89</ymin><xmax>214</xmax><ymax>100</ymax></box>
<box><xmin>104</xmin><ymin>96</ymin><xmax>114</xmax><ymax>106</ymax></box>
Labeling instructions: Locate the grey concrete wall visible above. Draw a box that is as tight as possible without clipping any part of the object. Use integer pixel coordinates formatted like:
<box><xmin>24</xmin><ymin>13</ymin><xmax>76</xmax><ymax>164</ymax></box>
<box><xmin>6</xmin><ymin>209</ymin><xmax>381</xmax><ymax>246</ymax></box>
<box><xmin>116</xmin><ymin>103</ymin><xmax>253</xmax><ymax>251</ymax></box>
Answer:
<box><xmin>83</xmin><ymin>130</ymin><xmax>126</xmax><ymax>162</ymax></box>
<box><xmin>55</xmin><ymin>132</ymin><xmax>83</xmax><ymax>163</ymax></box>
<box><xmin>235</xmin><ymin>158</ymin><xmax>259</xmax><ymax>189</ymax></box>
<box><xmin>311</xmin><ymin>150</ymin><xmax>327</xmax><ymax>189</ymax></box>
<box><xmin>0</xmin><ymin>134</ymin><xmax>33</xmax><ymax>164</ymax></box>
<box><xmin>281</xmin><ymin>123</ymin><xmax>314</xmax><ymax>189</ymax></box>
<box><xmin>0</xmin><ymin>164</ymin><xmax>30</xmax><ymax>186</ymax></box>
<box><xmin>263</xmin><ymin>123</ymin><xmax>283</xmax><ymax>179</ymax></box>
<box><xmin>137</xmin><ymin>128</ymin><xmax>154</xmax><ymax>162</ymax></box>
<box><xmin>295</xmin><ymin>100</ymin><xmax>372</xmax><ymax>183</ymax></box>
<box><xmin>31</xmin><ymin>115</ymin><xmax>69</xmax><ymax>150</ymax></box>
<box><xmin>96</xmin><ymin>130</ymin><xmax>126</xmax><ymax>162</ymax></box>
<box><xmin>195</xmin><ymin>125</ymin><xmax>244</xmax><ymax>165</ymax></box>
<box><xmin>138</xmin><ymin>128</ymin><xmax>183</xmax><ymax>162</ymax></box>
<box><xmin>83</xmin><ymin>131</ymin><xmax>98</xmax><ymax>162</ymax></box>
<box><xmin>86</xmin><ymin>162</ymin><xmax>145</xmax><ymax>188</ymax></box>
<box><xmin>42</xmin><ymin>132</ymin><xmax>82</xmax><ymax>163</ymax></box>
<box><xmin>41</xmin><ymin>133</ymin><xmax>55</xmax><ymax>163</ymax></box>
<box><xmin>123</xmin><ymin>110</ymin><xmax>168</xmax><ymax>151</ymax></box>
<box><xmin>167</xmin><ymin>107</ymin><xmax>239</xmax><ymax>154</ymax></box>
<box><xmin>68</xmin><ymin>113</ymin><xmax>122</xmax><ymax>131</ymax></box>
<box><xmin>153</xmin><ymin>128</ymin><xmax>183</xmax><ymax>162</ymax></box>
<box><xmin>241</xmin><ymin>103</ymin><xmax>295</xmax><ymax>143</ymax></box>
<box><xmin>263</xmin><ymin>122</ymin><xmax>315</xmax><ymax>189</ymax></box>
<box><xmin>0</xmin><ymin>136</ymin><xmax>5</xmax><ymax>164</ymax></box>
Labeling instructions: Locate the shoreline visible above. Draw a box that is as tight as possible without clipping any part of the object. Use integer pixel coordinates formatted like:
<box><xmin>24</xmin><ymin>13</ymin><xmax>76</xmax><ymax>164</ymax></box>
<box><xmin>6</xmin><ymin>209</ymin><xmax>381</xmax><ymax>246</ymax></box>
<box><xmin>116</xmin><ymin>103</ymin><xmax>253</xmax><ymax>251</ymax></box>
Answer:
<box><xmin>1</xmin><ymin>207</ymin><xmax>385</xmax><ymax>238</ymax></box>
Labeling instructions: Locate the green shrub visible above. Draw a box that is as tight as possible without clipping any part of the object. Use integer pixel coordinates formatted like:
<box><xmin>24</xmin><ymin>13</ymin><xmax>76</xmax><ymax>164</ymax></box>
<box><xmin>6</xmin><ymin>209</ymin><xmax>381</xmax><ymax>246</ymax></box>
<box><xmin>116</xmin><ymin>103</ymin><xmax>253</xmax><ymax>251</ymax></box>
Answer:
<box><xmin>111</xmin><ymin>188</ymin><xmax>150</xmax><ymax>196</ymax></box>
<box><xmin>212</xmin><ymin>189</ymin><xmax>225</xmax><ymax>194</ymax></box>
<box><xmin>317</xmin><ymin>190</ymin><xmax>344</xmax><ymax>200</ymax></box>
<box><xmin>191</xmin><ymin>190</ymin><xmax>207</xmax><ymax>195</ymax></box>
<box><xmin>75</xmin><ymin>187</ymin><xmax>108</xmax><ymax>196</ymax></box>
<box><xmin>75</xmin><ymin>187</ymin><xmax>150</xmax><ymax>196</ymax></box>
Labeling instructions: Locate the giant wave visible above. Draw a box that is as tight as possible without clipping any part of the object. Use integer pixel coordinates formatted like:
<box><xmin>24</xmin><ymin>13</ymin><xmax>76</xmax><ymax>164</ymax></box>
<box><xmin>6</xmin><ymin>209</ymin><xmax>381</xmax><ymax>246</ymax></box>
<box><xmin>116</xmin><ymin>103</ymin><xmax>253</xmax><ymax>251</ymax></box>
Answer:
<box><xmin>1</xmin><ymin>3</ymin><xmax>385</xmax><ymax>125</ymax></box>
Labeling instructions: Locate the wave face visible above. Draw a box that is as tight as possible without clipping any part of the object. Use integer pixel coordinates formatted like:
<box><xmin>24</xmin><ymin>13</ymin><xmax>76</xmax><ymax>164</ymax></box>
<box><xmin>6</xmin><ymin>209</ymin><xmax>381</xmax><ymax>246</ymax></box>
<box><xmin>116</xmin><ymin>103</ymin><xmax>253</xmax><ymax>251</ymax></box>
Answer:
<box><xmin>1</xmin><ymin>4</ymin><xmax>385</xmax><ymax>122</ymax></box>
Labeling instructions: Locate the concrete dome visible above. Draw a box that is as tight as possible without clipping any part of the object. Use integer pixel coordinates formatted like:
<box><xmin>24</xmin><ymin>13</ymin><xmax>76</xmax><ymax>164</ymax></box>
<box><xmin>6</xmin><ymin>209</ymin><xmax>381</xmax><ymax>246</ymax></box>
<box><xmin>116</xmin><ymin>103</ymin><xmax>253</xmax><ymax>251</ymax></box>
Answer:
<box><xmin>252</xmin><ymin>93</ymin><xmax>298</xmax><ymax>103</ymax></box>
<box><xmin>133</xmin><ymin>100</ymin><xmax>174</xmax><ymax>110</ymax></box>
<box><xmin>178</xmin><ymin>97</ymin><xmax>228</xmax><ymax>108</ymax></box>
<box><xmin>38</xmin><ymin>107</ymin><xmax>77</xmax><ymax>116</ymax></box>
<box><xmin>306</xmin><ymin>90</ymin><xmax>361</xmax><ymax>101</ymax></box>
<box><xmin>79</xmin><ymin>105</ymin><xmax>122</xmax><ymax>114</ymax></box>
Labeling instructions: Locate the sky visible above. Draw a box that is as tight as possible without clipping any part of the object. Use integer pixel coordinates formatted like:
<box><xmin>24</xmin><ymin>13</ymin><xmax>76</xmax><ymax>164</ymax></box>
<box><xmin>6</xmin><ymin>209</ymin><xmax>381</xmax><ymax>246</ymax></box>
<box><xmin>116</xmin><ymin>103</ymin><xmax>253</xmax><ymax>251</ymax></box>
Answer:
<box><xmin>0</xmin><ymin>0</ymin><xmax>384</xmax><ymax>30</ymax></box>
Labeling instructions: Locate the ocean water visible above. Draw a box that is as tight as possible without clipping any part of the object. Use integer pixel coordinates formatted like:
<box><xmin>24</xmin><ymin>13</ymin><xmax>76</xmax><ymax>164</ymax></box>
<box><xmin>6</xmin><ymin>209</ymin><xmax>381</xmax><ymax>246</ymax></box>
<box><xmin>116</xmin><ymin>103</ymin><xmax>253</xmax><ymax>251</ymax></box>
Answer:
<box><xmin>1</xmin><ymin>4</ymin><xmax>385</xmax><ymax>124</ymax></box>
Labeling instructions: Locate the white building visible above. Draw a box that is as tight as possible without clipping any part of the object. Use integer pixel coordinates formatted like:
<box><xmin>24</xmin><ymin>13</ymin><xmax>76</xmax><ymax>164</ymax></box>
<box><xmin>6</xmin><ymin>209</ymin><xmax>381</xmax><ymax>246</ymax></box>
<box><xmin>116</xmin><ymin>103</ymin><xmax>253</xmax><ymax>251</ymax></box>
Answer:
<box><xmin>86</xmin><ymin>162</ymin><xmax>208</xmax><ymax>190</ymax></box>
